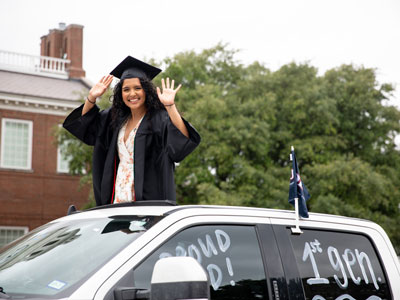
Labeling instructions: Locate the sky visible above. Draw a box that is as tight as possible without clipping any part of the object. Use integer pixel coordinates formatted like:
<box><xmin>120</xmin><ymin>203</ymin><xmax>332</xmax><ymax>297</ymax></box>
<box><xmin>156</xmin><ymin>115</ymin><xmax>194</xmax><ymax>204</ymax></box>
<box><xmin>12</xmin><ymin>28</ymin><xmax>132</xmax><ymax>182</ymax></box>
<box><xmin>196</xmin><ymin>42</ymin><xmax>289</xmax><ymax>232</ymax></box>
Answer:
<box><xmin>1</xmin><ymin>0</ymin><xmax>400</xmax><ymax>104</ymax></box>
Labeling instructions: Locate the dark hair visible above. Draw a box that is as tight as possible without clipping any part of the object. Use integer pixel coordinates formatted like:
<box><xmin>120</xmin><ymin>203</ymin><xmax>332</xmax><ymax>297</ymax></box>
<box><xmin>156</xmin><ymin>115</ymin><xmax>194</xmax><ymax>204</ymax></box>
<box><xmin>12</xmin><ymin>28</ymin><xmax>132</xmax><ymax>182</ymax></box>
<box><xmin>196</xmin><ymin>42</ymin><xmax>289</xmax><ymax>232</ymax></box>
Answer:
<box><xmin>110</xmin><ymin>77</ymin><xmax>165</xmax><ymax>127</ymax></box>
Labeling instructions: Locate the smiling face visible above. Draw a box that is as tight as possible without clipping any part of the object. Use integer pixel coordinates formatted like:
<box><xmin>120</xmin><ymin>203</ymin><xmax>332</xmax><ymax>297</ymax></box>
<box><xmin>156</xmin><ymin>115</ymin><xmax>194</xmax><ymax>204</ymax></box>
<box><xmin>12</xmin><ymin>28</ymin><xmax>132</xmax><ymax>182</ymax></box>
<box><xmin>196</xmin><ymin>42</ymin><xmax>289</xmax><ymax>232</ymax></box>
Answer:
<box><xmin>121</xmin><ymin>78</ymin><xmax>146</xmax><ymax>111</ymax></box>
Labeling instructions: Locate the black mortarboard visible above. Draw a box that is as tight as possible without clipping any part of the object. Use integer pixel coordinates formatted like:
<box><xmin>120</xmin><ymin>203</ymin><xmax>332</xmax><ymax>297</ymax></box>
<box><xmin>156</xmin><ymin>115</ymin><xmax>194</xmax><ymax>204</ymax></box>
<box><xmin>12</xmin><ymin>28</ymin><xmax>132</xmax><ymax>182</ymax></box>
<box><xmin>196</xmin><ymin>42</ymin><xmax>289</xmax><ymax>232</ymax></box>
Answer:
<box><xmin>110</xmin><ymin>56</ymin><xmax>162</xmax><ymax>80</ymax></box>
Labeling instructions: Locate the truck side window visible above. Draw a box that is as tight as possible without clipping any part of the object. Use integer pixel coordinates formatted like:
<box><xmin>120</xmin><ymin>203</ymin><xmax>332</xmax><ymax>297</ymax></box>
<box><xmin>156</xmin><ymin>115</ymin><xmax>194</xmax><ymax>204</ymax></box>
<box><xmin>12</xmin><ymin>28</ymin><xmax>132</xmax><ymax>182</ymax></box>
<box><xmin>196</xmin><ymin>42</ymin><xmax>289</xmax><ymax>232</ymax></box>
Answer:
<box><xmin>134</xmin><ymin>225</ymin><xmax>268</xmax><ymax>300</ymax></box>
<box><xmin>288</xmin><ymin>229</ymin><xmax>392</xmax><ymax>300</ymax></box>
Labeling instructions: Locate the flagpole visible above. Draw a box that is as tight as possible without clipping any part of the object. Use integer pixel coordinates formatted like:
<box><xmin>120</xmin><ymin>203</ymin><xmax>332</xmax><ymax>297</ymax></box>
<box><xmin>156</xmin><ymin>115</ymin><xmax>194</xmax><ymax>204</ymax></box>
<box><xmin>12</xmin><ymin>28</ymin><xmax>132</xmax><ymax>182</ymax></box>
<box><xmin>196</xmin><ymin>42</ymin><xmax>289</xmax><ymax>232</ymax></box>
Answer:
<box><xmin>290</xmin><ymin>146</ymin><xmax>303</xmax><ymax>234</ymax></box>
<box><xmin>291</xmin><ymin>197</ymin><xmax>303</xmax><ymax>234</ymax></box>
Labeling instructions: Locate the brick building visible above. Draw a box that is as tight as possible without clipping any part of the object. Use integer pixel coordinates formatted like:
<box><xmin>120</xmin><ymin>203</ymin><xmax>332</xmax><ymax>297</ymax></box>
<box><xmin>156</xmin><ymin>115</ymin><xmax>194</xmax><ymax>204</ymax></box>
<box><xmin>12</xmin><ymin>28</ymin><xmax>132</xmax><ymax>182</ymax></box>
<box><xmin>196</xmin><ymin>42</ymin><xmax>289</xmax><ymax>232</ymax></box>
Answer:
<box><xmin>0</xmin><ymin>23</ymin><xmax>91</xmax><ymax>247</ymax></box>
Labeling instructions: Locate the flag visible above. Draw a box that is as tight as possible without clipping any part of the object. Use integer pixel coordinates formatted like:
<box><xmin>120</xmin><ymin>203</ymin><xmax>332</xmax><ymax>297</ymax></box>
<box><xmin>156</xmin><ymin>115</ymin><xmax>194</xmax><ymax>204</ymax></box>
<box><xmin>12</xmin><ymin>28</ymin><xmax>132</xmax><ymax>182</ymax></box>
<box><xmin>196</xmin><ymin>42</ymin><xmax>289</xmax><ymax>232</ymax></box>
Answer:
<box><xmin>289</xmin><ymin>147</ymin><xmax>310</xmax><ymax>218</ymax></box>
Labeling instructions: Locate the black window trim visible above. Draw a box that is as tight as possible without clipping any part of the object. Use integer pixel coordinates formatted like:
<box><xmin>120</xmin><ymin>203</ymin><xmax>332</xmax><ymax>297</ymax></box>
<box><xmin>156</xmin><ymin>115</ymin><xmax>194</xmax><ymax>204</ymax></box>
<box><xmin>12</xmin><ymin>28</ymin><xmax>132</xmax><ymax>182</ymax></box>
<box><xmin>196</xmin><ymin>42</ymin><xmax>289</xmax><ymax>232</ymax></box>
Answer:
<box><xmin>272</xmin><ymin>225</ymin><xmax>305</xmax><ymax>300</ymax></box>
<box><xmin>256</xmin><ymin>224</ymin><xmax>290</xmax><ymax>300</ymax></box>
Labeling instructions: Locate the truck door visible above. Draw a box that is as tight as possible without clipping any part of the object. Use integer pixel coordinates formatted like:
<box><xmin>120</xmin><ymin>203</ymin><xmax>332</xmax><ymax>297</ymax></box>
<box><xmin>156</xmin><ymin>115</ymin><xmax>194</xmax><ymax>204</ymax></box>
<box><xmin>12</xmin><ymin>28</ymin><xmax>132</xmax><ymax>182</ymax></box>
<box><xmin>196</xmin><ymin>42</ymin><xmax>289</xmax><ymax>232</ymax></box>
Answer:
<box><xmin>131</xmin><ymin>223</ymin><xmax>285</xmax><ymax>300</ymax></box>
<box><xmin>273</xmin><ymin>225</ymin><xmax>393</xmax><ymax>300</ymax></box>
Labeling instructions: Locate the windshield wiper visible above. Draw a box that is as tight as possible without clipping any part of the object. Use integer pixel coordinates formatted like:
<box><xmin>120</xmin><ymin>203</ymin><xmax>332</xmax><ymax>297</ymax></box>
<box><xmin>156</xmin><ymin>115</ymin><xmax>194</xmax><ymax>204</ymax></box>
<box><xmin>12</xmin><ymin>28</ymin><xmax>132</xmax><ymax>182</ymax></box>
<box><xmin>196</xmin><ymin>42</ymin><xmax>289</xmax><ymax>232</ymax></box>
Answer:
<box><xmin>0</xmin><ymin>287</ymin><xmax>10</xmax><ymax>299</ymax></box>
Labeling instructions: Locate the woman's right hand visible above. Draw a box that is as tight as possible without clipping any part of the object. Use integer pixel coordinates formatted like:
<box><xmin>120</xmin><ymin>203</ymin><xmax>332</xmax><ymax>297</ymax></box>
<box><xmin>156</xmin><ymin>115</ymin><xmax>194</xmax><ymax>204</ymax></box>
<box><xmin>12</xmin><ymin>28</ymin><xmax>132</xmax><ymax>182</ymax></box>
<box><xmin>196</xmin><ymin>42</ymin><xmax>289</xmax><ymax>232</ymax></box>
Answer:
<box><xmin>88</xmin><ymin>75</ymin><xmax>114</xmax><ymax>102</ymax></box>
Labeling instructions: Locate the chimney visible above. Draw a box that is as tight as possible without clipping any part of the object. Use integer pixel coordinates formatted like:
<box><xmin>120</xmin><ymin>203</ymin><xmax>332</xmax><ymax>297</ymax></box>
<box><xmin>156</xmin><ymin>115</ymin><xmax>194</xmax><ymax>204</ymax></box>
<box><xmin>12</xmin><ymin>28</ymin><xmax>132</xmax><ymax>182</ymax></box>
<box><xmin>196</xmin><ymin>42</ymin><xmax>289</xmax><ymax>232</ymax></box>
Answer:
<box><xmin>40</xmin><ymin>23</ymin><xmax>86</xmax><ymax>78</ymax></box>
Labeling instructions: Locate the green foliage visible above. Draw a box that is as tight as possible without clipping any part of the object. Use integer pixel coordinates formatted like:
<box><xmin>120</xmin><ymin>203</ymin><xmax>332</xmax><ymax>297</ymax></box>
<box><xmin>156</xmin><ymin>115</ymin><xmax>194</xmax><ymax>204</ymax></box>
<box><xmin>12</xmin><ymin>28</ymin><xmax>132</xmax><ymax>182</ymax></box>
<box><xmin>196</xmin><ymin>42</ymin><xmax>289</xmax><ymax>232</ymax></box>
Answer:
<box><xmin>165</xmin><ymin>45</ymin><xmax>400</xmax><ymax>252</ymax></box>
<box><xmin>57</xmin><ymin>45</ymin><xmax>400</xmax><ymax>253</ymax></box>
<box><xmin>54</xmin><ymin>89</ymin><xmax>112</xmax><ymax>209</ymax></box>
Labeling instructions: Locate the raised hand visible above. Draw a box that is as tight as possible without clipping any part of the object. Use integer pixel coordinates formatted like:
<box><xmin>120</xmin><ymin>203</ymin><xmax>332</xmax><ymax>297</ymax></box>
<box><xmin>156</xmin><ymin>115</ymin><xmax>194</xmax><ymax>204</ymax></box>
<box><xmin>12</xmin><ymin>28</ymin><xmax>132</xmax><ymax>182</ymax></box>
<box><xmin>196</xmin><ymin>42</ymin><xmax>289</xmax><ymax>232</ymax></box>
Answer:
<box><xmin>88</xmin><ymin>75</ymin><xmax>114</xmax><ymax>101</ymax></box>
<box><xmin>156</xmin><ymin>78</ymin><xmax>182</xmax><ymax>106</ymax></box>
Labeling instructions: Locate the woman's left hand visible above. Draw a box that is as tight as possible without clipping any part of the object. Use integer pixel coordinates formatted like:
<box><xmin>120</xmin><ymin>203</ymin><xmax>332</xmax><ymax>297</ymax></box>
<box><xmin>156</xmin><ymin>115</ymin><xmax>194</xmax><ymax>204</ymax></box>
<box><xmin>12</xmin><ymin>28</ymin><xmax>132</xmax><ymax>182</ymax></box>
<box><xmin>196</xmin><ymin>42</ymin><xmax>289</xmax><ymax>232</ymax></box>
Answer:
<box><xmin>157</xmin><ymin>78</ymin><xmax>182</xmax><ymax>106</ymax></box>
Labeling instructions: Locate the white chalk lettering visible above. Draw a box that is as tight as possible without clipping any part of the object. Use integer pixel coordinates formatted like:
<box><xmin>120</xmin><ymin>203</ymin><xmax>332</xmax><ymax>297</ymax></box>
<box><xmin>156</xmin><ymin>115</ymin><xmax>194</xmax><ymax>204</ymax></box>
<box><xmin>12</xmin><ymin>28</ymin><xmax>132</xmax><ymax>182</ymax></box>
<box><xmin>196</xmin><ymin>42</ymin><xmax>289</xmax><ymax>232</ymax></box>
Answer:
<box><xmin>328</xmin><ymin>246</ymin><xmax>348</xmax><ymax>289</ymax></box>
<box><xmin>355</xmin><ymin>249</ymin><xmax>379</xmax><ymax>290</ymax></box>
<box><xmin>159</xmin><ymin>252</ymin><xmax>172</xmax><ymax>259</ymax></box>
<box><xmin>303</xmin><ymin>239</ymin><xmax>382</xmax><ymax>292</ymax></box>
<box><xmin>311</xmin><ymin>295</ymin><xmax>381</xmax><ymax>300</ymax></box>
<box><xmin>198</xmin><ymin>234</ymin><xmax>218</xmax><ymax>258</ymax></box>
<box><xmin>226</xmin><ymin>257</ymin><xmax>235</xmax><ymax>286</ymax></box>
<box><xmin>303</xmin><ymin>242</ymin><xmax>329</xmax><ymax>285</ymax></box>
<box><xmin>188</xmin><ymin>244</ymin><xmax>202</xmax><ymax>264</ymax></box>
<box><xmin>215</xmin><ymin>229</ymin><xmax>231</xmax><ymax>252</ymax></box>
<box><xmin>226</xmin><ymin>257</ymin><xmax>233</xmax><ymax>276</ymax></box>
<box><xmin>176</xmin><ymin>244</ymin><xmax>187</xmax><ymax>257</ymax></box>
<box><xmin>335</xmin><ymin>294</ymin><xmax>356</xmax><ymax>300</ymax></box>
<box><xmin>342</xmin><ymin>249</ymin><xmax>361</xmax><ymax>285</ymax></box>
<box><xmin>158</xmin><ymin>229</ymin><xmax>234</xmax><ymax>291</ymax></box>
<box><xmin>207</xmin><ymin>264</ymin><xmax>222</xmax><ymax>291</ymax></box>
<box><xmin>311</xmin><ymin>296</ymin><xmax>326</xmax><ymax>300</ymax></box>
<box><xmin>310</xmin><ymin>239</ymin><xmax>323</xmax><ymax>253</ymax></box>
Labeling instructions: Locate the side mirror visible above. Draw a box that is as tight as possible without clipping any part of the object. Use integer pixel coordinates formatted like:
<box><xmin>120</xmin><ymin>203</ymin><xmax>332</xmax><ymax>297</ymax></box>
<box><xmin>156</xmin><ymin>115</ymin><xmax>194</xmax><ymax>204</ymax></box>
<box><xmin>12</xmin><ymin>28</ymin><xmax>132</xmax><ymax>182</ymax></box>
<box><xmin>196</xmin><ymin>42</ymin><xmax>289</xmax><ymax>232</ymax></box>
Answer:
<box><xmin>150</xmin><ymin>257</ymin><xmax>210</xmax><ymax>300</ymax></box>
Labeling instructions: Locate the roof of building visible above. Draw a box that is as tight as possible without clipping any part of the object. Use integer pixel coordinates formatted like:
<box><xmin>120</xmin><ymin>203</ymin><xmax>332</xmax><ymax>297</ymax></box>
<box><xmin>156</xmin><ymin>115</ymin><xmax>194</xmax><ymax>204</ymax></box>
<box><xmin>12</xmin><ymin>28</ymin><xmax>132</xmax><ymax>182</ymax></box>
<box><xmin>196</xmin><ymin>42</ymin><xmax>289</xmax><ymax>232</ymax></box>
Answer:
<box><xmin>0</xmin><ymin>70</ymin><xmax>91</xmax><ymax>101</ymax></box>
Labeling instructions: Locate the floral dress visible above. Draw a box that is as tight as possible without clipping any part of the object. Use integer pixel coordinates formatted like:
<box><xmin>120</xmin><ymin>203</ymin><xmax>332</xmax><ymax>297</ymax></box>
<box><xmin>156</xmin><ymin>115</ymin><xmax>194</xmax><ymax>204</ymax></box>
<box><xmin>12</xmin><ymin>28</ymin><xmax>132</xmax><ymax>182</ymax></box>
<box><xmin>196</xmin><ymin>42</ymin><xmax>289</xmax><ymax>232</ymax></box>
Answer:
<box><xmin>114</xmin><ymin>117</ymin><xmax>143</xmax><ymax>203</ymax></box>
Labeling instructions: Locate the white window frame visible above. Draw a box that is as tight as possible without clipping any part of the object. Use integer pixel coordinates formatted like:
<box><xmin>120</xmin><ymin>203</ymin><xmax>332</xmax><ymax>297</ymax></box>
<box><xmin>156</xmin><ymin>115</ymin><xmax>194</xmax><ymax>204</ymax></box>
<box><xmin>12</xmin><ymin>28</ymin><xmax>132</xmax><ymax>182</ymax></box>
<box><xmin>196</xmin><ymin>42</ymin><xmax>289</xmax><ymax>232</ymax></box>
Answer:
<box><xmin>0</xmin><ymin>118</ymin><xmax>33</xmax><ymax>170</ymax></box>
<box><xmin>57</xmin><ymin>141</ymin><xmax>71</xmax><ymax>173</ymax></box>
<box><xmin>56</xmin><ymin>125</ymin><xmax>71</xmax><ymax>174</ymax></box>
<box><xmin>0</xmin><ymin>226</ymin><xmax>29</xmax><ymax>247</ymax></box>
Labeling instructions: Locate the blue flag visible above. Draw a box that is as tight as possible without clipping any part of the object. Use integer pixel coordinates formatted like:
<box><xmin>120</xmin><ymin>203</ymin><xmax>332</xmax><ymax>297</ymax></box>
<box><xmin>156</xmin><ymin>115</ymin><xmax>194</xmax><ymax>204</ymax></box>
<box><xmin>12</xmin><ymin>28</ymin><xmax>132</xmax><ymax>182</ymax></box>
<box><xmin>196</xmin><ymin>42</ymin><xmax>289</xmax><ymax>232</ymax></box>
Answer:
<box><xmin>289</xmin><ymin>148</ymin><xmax>310</xmax><ymax>218</ymax></box>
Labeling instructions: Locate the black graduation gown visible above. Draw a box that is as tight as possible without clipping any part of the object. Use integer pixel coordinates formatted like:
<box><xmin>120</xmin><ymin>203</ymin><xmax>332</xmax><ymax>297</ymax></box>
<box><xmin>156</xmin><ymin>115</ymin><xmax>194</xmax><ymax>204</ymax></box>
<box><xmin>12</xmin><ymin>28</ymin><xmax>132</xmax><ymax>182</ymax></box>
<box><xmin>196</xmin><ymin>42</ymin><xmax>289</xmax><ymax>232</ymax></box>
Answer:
<box><xmin>63</xmin><ymin>104</ymin><xmax>201</xmax><ymax>206</ymax></box>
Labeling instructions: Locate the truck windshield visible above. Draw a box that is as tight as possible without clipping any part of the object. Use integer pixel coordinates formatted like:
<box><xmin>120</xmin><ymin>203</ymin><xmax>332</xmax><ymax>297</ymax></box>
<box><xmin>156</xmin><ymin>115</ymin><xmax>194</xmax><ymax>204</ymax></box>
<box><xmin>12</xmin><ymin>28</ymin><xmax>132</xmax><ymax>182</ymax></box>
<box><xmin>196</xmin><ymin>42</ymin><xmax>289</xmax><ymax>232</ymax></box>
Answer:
<box><xmin>0</xmin><ymin>215</ymin><xmax>162</xmax><ymax>299</ymax></box>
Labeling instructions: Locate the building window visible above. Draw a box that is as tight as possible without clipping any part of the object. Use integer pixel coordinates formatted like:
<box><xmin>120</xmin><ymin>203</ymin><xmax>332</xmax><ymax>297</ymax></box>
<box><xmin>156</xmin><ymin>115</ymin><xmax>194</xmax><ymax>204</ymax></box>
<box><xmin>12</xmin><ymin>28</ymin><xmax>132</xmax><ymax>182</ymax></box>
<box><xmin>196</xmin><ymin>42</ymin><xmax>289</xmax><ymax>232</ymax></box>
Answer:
<box><xmin>0</xmin><ymin>226</ymin><xmax>28</xmax><ymax>248</ymax></box>
<box><xmin>46</xmin><ymin>41</ymin><xmax>50</xmax><ymax>56</ymax></box>
<box><xmin>0</xmin><ymin>118</ymin><xmax>33</xmax><ymax>170</ymax></box>
<box><xmin>57</xmin><ymin>140</ymin><xmax>71</xmax><ymax>173</ymax></box>
<box><xmin>63</xmin><ymin>38</ymin><xmax>68</xmax><ymax>59</ymax></box>
<box><xmin>56</xmin><ymin>125</ymin><xmax>71</xmax><ymax>174</ymax></box>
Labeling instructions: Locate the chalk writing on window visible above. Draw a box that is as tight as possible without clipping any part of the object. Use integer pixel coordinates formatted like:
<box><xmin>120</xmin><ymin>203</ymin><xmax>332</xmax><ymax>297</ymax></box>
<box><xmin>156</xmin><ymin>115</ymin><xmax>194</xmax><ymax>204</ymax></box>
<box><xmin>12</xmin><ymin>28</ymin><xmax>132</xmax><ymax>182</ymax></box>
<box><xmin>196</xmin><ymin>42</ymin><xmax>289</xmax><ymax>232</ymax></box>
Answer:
<box><xmin>302</xmin><ymin>239</ymin><xmax>383</xmax><ymax>300</ymax></box>
<box><xmin>159</xmin><ymin>229</ymin><xmax>234</xmax><ymax>291</ymax></box>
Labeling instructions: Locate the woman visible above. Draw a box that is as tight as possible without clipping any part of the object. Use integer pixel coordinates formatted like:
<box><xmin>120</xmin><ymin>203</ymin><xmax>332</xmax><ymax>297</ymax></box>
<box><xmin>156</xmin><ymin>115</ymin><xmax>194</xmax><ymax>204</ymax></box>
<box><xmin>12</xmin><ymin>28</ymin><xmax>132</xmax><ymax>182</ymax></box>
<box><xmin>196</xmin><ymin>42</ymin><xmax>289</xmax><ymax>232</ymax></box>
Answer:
<box><xmin>63</xmin><ymin>56</ymin><xmax>201</xmax><ymax>206</ymax></box>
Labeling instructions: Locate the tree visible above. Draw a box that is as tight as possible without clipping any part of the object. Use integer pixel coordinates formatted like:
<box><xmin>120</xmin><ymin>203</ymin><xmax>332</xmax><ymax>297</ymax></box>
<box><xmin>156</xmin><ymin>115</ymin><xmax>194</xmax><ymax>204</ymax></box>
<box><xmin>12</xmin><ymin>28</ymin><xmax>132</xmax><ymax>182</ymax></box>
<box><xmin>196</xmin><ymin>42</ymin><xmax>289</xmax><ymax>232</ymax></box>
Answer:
<box><xmin>56</xmin><ymin>45</ymin><xmax>400</xmax><ymax>253</ymax></box>
<box><xmin>54</xmin><ymin>89</ymin><xmax>113</xmax><ymax>208</ymax></box>
<box><xmin>162</xmin><ymin>47</ymin><xmax>400</xmax><ymax>252</ymax></box>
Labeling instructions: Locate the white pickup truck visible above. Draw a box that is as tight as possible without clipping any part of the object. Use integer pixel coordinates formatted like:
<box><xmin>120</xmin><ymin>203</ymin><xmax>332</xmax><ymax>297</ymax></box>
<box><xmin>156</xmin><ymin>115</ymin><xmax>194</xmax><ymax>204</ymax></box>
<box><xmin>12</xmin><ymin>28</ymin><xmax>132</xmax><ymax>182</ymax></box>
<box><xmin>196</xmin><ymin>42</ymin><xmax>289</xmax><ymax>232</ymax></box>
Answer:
<box><xmin>0</xmin><ymin>201</ymin><xmax>399</xmax><ymax>300</ymax></box>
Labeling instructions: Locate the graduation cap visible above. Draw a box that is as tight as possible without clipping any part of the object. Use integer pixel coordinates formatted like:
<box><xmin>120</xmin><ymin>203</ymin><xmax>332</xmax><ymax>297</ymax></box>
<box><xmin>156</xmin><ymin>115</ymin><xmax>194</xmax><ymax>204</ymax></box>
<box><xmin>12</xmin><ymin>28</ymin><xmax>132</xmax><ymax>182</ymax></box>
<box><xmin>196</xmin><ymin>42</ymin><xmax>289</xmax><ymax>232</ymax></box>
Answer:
<box><xmin>110</xmin><ymin>56</ymin><xmax>162</xmax><ymax>80</ymax></box>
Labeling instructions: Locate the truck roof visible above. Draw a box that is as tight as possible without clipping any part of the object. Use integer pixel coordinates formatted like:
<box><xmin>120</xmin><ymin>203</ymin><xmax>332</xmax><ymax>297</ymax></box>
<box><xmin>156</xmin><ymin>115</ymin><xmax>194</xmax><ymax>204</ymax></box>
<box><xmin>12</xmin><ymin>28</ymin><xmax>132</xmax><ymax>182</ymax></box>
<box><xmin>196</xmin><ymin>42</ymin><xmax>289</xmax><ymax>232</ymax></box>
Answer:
<box><xmin>56</xmin><ymin>201</ymin><xmax>378</xmax><ymax>231</ymax></box>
